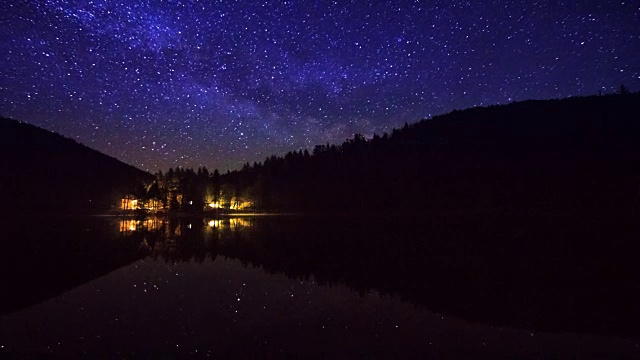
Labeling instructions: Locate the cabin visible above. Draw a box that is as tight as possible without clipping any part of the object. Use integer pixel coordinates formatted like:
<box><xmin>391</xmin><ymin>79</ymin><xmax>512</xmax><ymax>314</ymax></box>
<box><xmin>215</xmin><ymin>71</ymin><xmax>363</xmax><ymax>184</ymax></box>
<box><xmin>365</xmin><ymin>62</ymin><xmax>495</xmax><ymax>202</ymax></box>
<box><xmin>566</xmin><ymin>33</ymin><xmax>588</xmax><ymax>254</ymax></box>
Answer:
<box><xmin>120</xmin><ymin>195</ymin><xmax>163</xmax><ymax>212</ymax></box>
<box><xmin>207</xmin><ymin>197</ymin><xmax>253</xmax><ymax>211</ymax></box>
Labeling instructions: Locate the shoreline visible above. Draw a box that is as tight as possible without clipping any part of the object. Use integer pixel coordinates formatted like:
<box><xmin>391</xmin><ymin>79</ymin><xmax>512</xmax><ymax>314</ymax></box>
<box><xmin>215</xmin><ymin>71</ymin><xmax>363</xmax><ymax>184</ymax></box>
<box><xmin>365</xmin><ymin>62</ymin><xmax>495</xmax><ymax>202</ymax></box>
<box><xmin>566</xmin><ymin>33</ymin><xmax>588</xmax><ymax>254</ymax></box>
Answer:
<box><xmin>2</xmin><ymin>208</ymin><xmax>637</xmax><ymax>222</ymax></box>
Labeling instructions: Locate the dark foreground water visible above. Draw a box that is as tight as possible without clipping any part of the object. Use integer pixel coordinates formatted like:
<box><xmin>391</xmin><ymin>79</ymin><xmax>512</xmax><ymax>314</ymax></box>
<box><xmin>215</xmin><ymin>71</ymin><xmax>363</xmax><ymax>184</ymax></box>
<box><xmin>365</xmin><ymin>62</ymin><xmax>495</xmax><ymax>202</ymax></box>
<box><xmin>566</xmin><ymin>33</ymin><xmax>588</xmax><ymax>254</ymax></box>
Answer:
<box><xmin>0</xmin><ymin>214</ymin><xmax>639</xmax><ymax>358</ymax></box>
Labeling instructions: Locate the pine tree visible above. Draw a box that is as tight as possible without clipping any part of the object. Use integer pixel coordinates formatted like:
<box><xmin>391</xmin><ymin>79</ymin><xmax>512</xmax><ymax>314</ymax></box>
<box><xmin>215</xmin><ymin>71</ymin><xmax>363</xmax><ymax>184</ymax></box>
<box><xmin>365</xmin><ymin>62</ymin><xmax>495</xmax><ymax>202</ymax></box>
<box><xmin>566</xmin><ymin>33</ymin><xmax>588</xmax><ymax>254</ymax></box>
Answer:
<box><xmin>619</xmin><ymin>84</ymin><xmax>630</xmax><ymax>95</ymax></box>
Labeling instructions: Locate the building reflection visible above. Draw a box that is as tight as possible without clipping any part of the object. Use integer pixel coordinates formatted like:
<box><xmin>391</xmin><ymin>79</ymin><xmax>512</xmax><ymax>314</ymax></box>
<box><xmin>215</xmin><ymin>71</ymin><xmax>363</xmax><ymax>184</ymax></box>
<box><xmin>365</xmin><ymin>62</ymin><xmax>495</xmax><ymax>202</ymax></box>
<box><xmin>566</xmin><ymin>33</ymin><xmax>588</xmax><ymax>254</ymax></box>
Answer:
<box><xmin>119</xmin><ymin>218</ymin><xmax>165</xmax><ymax>233</ymax></box>
<box><xmin>119</xmin><ymin>217</ymin><xmax>252</xmax><ymax>235</ymax></box>
<box><xmin>116</xmin><ymin>216</ymin><xmax>256</xmax><ymax>263</ymax></box>
<box><xmin>207</xmin><ymin>219</ymin><xmax>222</xmax><ymax>228</ymax></box>
<box><xmin>207</xmin><ymin>217</ymin><xmax>252</xmax><ymax>230</ymax></box>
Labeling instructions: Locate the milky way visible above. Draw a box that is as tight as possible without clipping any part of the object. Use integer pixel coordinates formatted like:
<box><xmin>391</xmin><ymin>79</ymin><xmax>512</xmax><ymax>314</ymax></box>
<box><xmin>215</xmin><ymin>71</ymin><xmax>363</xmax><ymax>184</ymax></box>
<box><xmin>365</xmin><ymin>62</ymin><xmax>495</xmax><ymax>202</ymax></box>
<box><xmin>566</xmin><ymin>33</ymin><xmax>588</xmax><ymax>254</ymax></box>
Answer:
<box><xmin>1</xmin><ymin>0</ymin><xmax>639</xmax><ymax>172</ymax></box>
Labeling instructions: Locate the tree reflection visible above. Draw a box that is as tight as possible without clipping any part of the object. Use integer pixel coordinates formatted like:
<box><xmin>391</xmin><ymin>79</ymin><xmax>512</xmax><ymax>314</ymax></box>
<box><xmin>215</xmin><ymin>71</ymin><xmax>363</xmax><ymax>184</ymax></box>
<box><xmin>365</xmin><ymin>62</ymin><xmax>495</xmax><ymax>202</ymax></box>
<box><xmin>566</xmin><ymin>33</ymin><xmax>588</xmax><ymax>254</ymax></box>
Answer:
<box><xmin>3</xmin><ymin>214</ymin><xmax>638</xmax><ymax>336</ymax></box>
<box><xmin>123</xmin><ymin>214</ymin><xmax>640</xmax><ymax>336</ymax></box>
<box><xmin>124</xmin><ymin>216</ymin><xmax>255</xmax><ymax>264</ymax></box>
<box><xmin>0</xmin><ymin>217</ymin><xmax>149</xmax><ymax>315</ymax></box>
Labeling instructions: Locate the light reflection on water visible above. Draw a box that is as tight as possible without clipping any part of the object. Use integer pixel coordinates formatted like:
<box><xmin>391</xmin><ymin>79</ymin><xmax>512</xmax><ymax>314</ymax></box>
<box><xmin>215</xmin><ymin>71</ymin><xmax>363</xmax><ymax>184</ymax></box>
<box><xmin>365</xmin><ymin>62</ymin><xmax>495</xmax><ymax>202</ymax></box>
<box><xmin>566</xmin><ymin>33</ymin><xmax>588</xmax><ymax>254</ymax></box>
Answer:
<box><xmin>0</xmin><ymin>215</ymin><xmax>638</xmax><ymax>357</ymax></box>
<box><xmin>119</xmin><ymin>218</ymin><xmax>164</xmax><ymax>233</ymax></box>
<box><xmin>118</xmin><ymin>217</ymin><xmax>252</xmax><ymax>234</ymax></box>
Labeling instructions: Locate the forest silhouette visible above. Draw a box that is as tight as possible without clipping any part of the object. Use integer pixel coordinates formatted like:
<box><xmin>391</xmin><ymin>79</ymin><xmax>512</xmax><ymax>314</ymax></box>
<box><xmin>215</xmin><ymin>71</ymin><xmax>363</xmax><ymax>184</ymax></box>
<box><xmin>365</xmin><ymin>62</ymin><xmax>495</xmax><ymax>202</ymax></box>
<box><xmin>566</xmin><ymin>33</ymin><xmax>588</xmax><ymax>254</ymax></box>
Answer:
<box><xmin>142</xmin><ymin>92</ymin><xmax>640</xmax><ymax>215</ymax></box>
<box><xmin>2</xmin><ymin>92</ymin><xmax>639</xmax><ymax>215</ymax></box>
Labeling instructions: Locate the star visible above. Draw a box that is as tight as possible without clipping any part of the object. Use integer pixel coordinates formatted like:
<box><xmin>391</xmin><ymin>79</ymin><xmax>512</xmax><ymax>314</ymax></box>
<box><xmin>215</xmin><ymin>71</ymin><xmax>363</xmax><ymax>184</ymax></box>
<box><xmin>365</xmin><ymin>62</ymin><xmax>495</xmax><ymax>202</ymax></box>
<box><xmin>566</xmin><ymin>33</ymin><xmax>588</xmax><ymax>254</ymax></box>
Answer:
<box><xmin>0</xmin><ymin>0</ymin><xmax>638</xmax><ymax>172</ymax></box>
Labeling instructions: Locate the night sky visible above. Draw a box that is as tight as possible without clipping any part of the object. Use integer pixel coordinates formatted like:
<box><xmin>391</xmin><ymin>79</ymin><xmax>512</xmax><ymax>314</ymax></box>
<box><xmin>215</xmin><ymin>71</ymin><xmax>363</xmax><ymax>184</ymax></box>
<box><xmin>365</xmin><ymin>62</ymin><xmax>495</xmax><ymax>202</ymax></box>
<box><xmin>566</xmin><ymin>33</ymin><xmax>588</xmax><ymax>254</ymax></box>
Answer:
<box><xmin>2</xmin><ymin>1</ymin><xmax>639</xmax><ymax>172</ymax></box>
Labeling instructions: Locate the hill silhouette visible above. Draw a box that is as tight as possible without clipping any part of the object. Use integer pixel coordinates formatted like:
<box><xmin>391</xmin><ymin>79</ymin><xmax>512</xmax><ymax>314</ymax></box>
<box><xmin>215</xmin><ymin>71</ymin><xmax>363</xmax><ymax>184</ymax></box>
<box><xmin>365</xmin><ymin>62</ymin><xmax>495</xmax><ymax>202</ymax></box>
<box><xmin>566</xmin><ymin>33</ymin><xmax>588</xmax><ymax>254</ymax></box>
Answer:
<box><xmin>3</xmin><ymin>93</ymin><xmax>639</xmax><ymax>216</ymax></box>
<box><xmin>152</xmin><ymin>92</ymin><xmax>640</xmax><ymax>215</ymax></box>
<box><xmin>0</xmin><ymin>117</ymin><xmax>152</xmax><ymax>215</ymax></box>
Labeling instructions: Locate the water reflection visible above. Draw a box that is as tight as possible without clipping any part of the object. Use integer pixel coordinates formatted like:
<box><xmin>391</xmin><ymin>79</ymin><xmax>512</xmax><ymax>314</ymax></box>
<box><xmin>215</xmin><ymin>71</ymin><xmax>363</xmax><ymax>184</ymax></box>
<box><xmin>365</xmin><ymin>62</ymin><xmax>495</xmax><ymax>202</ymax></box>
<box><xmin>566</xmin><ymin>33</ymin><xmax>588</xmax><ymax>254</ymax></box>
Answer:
<box><xmin>108</xmin><ymin>215</ymin><xmax>640</xmax><ymax>337</ymax></box>
<box><xmin>119</xmin><ymin>218</ymin><xmax>164</xmax><ymax>233</ymax></box>
<box><xmin>209</xmin><ymin>217</ymin><xmax>251</xmax><ymax>229</ymax></box>
<box><xmin>0</xmin><ymin>216</ymin><xmax>147</xmax><ymax>315</ymax></box>
<box><xmin>118</xmin><ymin>217</ymin><xmax>252</xmax><ymax>236</ymax></box>
<box><xmin>1</xmin><ymin>214</ymin><xmax>639</xmax><ymax>358</ymax></box>
<box><xmin>2</xmin><ymin>214</ymin><xmax>640</xmax><ymax>339</ymax></box>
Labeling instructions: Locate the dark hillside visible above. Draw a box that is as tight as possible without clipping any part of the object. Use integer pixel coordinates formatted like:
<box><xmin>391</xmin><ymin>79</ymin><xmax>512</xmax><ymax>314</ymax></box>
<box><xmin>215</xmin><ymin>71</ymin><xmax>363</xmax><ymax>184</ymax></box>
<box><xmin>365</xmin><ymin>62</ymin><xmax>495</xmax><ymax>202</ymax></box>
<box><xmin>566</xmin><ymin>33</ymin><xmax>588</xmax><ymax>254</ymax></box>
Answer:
<box><xmin>204</xmin><ymin>93</ymin><xmax>640</xmax><ymax>214</ymax></box>
<box><xmin>0</xmin><ymin>117</ymin><xmax>152</xmax><ymax>215</ymax></box>
<box><xmin>368</xmin><ymin>93</ymin><xmax>640</xmax><ymax>213</ymax></box>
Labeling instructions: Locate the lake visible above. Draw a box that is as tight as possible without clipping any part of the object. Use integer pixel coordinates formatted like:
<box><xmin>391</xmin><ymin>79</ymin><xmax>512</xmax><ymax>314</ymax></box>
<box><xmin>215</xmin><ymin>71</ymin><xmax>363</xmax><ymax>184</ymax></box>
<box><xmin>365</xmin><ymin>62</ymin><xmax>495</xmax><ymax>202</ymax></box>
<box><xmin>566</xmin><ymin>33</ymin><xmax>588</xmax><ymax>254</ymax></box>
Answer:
<box><xmin>0</xmin><ymin>214</ymin><xmax>638</xmax><ymax>358</ymax></box>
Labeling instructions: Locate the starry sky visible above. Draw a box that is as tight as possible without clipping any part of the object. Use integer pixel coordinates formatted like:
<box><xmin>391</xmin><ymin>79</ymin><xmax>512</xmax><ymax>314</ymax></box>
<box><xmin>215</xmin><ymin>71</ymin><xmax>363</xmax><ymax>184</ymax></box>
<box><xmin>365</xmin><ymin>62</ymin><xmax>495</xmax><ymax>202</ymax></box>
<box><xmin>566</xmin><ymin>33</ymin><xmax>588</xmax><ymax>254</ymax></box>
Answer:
<box><xmin>1</xmin><ymin>0</ymin><xmax>639</xmax><ymax>172</ymax></box>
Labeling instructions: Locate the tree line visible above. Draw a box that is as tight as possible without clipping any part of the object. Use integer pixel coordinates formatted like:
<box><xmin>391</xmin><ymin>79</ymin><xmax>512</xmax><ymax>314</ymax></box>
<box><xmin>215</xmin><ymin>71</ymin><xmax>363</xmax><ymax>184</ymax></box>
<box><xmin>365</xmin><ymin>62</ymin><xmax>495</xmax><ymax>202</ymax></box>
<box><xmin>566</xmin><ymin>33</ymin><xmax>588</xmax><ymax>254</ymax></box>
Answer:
<box><xmin>129</xmin><ymin>92</ymin><xmax>640</xmax><ymax>214</ymax></box>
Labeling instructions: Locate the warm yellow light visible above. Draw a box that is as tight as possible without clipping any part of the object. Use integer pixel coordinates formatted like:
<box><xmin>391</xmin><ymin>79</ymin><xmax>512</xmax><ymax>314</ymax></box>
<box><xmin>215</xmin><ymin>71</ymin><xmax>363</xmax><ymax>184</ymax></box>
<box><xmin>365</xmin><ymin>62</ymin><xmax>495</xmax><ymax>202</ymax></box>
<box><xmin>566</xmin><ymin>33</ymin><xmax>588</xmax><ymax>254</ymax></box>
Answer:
<box><xmin>209</xmin><ymin>203</ymin><xmax>220</xmax><ymax>208</ymax></box>
<box><xmin>120</xmin><ymin>219</ymin><xmax>137</xmax><ymax>232</ymax></box>
<box><xmin>230</xmin><ymin>201</ymin><xmax>252</xmax><ymax>210</ymax></box>
<box><xmin>208</xmin><ymin>219</ymin><xmax>221</xmax><ymax>227</ymax></box>
<box><xmin>121</xmin><ymin>198</ymin><xmax>139</xmax><ymax>210</ymax></box>
<box><xmin>229</xmin><ymin>218</ymin><xmax>250</xmax><ymax>228</ymax></box>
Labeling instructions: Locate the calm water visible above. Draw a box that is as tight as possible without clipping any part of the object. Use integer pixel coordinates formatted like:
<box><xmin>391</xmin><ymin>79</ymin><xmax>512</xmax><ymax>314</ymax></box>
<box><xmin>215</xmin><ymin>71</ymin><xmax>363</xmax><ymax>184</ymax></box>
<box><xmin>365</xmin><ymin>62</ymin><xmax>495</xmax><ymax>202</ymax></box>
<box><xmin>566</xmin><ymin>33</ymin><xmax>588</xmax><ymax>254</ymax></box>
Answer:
<box><xmin>0</xmin><ymin>215</ymin><xmax>638</xmax><ymax>358</ymax></box>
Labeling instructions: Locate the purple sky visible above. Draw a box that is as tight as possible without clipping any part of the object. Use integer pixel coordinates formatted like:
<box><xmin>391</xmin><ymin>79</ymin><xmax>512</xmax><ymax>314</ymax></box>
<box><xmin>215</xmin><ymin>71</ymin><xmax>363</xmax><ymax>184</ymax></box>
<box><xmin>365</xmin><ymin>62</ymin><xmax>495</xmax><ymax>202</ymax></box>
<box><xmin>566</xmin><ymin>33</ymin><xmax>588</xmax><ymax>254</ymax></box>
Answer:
<box><xmin>2</xmin><ymin>0</ymin><xmax>639</xmax><ymax>172</ymax></box>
